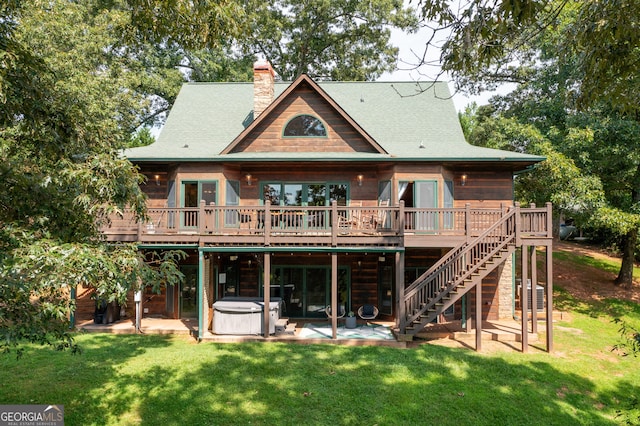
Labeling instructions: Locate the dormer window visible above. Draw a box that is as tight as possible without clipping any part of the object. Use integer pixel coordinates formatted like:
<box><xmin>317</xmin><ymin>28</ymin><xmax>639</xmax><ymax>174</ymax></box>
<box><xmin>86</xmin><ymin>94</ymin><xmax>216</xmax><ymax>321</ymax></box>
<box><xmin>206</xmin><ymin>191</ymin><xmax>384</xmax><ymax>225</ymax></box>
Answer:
<box><xmin>283</xmin><ymin>114</ymin><xmax>327</xmax><ymax>137</ymax></box>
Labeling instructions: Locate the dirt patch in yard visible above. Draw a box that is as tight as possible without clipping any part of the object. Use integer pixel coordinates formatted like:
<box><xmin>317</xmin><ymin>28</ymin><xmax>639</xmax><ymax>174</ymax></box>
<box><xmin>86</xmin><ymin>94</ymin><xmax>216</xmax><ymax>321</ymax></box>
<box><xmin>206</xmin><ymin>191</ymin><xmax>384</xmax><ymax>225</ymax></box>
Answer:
<box><xmin>553</xmin><ymin>240</ymin><xmax>640</xmax><ymax>303</ymax></box>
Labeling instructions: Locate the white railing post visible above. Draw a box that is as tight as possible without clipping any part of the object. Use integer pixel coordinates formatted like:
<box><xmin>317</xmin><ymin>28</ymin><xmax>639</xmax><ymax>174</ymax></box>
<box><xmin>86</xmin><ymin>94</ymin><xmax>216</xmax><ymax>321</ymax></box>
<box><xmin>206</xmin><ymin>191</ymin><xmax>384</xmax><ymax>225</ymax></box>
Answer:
<box><xmin>465</xmin><ymin>203</ymin><xmax>472</xmax><ymax>243</ymax></box>
<box><xmin>514</xmin><ymin>202</ymin><xmax>521</xmax><ymax>246</ymax></box>
<box><xmin>199</xmin><ymin>200</ymin><xmax>206</xmax><ymax>234</ymax></box>
<box><xmin>331</xmin><ymin>200</ymin><xmax>338</xmax><ymax>246</ymax></box>
<box><xmin>546</xmin><ymin>202</ymin><xmax>553</xmax><ymax>238</ymax></box>
<box><xmin>398</xmin><ymin>200</ymin><xmax>405</xmax><ymax>237</ymax></box>
<box><xmin>264</xmin><ymin>200</ymin><xmax>271</xmax><ymax>246</ymax></box>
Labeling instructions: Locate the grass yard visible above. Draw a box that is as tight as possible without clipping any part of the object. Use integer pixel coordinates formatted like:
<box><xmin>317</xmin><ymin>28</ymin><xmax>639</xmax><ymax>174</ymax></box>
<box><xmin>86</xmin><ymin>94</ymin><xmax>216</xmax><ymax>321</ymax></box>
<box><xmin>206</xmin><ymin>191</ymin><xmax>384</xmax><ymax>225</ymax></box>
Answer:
<box><xmin>1</xmin><ymin>245</ymin><xmax>640</xmax><ymax>425</ymax></box>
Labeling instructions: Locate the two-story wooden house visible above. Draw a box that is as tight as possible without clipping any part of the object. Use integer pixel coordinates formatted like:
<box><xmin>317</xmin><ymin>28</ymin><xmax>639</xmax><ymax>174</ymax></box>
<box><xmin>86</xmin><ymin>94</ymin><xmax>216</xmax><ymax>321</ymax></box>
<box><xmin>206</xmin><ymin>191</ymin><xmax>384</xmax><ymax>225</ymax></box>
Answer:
<box><xmin>98</xmin><ymin>61</ymin><xmax>553</xmax><ymax>350</ymax></box>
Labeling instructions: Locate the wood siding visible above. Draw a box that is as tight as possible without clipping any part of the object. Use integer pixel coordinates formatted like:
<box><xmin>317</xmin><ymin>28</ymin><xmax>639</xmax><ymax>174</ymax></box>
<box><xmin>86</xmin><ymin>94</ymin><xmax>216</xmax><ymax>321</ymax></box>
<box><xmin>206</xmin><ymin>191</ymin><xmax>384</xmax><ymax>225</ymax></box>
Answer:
<box><xmin>232</xmin><ymin>81</ymin><xmax>378</xmax><ymax>153</ymax></box>
<box><xmin>453</xmin><ymin>170</ymin><xmax>513</xmax><ymax>207</ymax></box>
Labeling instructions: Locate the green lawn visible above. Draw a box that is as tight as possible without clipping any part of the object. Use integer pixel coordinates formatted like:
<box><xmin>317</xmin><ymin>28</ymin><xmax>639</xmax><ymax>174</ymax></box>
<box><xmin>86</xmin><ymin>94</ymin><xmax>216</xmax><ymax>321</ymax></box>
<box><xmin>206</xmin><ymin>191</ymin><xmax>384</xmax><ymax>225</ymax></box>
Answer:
<box><xmin>1</xmin><ymin>252</ymin><xmax>640</xmax><ymax>425</ymax></box>
<box><xmin>554</xmin><ymin>249</ymin><xmax>640</xmax><ymax>280</ymax></box>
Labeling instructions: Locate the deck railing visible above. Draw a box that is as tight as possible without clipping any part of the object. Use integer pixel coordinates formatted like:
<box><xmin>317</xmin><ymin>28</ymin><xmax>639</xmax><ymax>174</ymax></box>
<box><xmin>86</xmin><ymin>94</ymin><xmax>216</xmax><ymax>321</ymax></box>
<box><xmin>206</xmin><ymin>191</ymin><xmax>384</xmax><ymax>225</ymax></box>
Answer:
<box><xmin>102</xmin><ymin>201</ymin><xmax>552</xmax><ymax>241</ymax></box>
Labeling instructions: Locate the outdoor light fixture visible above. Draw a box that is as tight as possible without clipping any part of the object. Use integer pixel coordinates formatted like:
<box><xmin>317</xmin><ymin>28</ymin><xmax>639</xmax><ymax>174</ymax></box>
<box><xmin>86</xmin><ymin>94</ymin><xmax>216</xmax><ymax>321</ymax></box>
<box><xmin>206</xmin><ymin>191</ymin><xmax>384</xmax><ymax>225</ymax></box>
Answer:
<box><xmin>154</xmin><ymin>174</ymin><xmax>160</xmax><ymax>185</ymax></box>
<box><xmin>245</xmin><ymin>174</ymin><xmax>252</xmax><ymax>186</ymax></box>
<box><xmin>461</xmin><ymin>174</ymin><xmax>468</xmax><ymax>186</ymax></box>
<box><xmin>357</xmin><ymin>174</ymin><xmax>364</xmax><ymax>186</ymax></box>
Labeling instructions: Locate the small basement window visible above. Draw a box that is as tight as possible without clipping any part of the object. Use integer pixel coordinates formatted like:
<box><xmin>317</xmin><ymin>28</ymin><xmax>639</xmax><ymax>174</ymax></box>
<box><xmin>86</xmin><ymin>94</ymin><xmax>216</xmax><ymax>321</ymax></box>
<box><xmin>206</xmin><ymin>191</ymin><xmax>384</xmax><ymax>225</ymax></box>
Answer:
<box><xmin>283</xmin><ymin>114</ymin><xmax>327</xmax><ymax>137</ymax></box>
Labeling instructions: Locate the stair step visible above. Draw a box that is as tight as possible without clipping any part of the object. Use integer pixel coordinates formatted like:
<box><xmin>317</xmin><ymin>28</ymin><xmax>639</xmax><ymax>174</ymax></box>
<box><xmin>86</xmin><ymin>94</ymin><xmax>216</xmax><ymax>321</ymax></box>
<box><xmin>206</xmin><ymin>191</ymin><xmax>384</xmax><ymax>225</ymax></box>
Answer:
<box><xmin>275</xmin><ymin>318</ymin><xmax>290</xmax><ymax>334</ymax></box>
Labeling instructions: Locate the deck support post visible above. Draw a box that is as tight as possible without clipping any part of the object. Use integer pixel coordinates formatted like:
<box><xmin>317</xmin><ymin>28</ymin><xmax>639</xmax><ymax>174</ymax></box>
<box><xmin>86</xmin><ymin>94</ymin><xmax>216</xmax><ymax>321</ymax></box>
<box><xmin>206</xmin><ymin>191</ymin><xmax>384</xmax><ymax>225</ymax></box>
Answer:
<box><xmin>198</xmin><ymin>250</ymin><xmax>204</xmax><ymax>341</ymax></box>
<box><xmin>521</xmin><ymin>245</ymin><xmax>529</xmax><ymax>353</ymax></box>
<box><xmin>331</xmin><ymin>252</ymin><xmax>338</xmax><ymax>339</ymax></box>
<box><xmin>475</xmin><ymin>280</ymin><xmax>482</xmax><ymax>351</ymax></box>
<box><xmin>396</xmin><ymin>251</ymin><xmax>405</xmax><ymax>332</ymax></box>
<box><xmin>546</xmin><ymin>242</ymin><xmax>554</xmax><ymax>352</ymax></box>
<box><xmin>465</xmin><ymin>294</ymin><xmax>472</xmax><ymax>333</ymax></box>
<box><xmin>545</xmin><ymin>203</ymin><xmax>554</xmax><ymax>352</ymax></box>
<box><xmin>263</xmin><ymin>252</ymin><xmax>271</xmax><ymax>338</ymax></box>
<box><xmin>530</xmin><ymin>243</ymin><xmax>538</xmax><ymax>334</ymax></box>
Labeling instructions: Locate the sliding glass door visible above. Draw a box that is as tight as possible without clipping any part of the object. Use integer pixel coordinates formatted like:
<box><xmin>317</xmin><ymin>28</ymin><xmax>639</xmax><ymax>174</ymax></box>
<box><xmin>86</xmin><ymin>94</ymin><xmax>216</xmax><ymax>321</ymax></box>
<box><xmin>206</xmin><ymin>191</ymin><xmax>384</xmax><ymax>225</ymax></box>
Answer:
<box><xmin>270</xmin><ymin>266</ymin><xmax>350</xmax><ymax>318</ymax></box>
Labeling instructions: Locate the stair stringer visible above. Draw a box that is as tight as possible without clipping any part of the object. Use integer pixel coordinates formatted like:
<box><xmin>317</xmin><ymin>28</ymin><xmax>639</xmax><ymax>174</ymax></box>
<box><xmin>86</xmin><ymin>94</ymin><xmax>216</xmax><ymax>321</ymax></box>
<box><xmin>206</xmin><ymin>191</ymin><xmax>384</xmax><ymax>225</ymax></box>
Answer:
<box><xmin>399</xmin><ymin>208</ymin><xmax>518</xmax><ymax>337</ymax></box>
<box><xmin>404</xmin><ymin>244</ymin><xmax>515</xmax><ymax>334</ymax></box>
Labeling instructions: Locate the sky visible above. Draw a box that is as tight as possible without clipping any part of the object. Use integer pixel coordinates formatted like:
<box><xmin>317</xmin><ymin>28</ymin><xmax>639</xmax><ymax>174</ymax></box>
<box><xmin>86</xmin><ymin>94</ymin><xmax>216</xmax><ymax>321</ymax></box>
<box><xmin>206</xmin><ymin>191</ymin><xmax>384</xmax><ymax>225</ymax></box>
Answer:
<box><xmin>378</xmin><ymin>17</ymin><xmax>514</xmax><ymax>112</ymax></box>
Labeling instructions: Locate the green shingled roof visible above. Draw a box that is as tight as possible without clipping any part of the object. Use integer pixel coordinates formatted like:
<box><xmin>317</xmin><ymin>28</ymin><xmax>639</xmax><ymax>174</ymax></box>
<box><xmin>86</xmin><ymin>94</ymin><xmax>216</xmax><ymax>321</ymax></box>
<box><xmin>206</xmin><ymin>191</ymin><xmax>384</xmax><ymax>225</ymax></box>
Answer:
<box><xmin>126</xmin><ymin>79</ymin><xmax>543</xmax><ymax>166</ymax></box>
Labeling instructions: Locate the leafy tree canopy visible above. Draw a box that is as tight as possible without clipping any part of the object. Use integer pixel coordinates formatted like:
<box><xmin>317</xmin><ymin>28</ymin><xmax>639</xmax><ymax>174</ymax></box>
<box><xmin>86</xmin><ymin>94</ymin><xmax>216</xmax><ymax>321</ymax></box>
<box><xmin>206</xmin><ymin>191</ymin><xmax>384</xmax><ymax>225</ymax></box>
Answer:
<box><xmin>0</xmin><ymin>0</ymin><xmax>185</xmax><ymax>356</ymax></box>
<box><xmin>449</xmin><ymin>0</ymin><xmax>640</xmax><ymax>288</ymax></box>
<box><xmin>418</xmin><ymin>0</ymin><xmax>640</xmax><ymax>112</ymax></box>
<box><xmin>244</xmin><ymin>0</ymin><xmax>419</xmax><ymax>81</ymax></box>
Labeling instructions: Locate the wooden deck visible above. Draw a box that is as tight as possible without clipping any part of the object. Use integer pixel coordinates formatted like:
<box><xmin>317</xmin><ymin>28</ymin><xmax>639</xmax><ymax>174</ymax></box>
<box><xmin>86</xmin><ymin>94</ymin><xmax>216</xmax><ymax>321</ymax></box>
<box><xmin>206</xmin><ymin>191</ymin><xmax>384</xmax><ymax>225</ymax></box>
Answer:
<box><xmin>101</xmin><ymin>202</ymin><xmax>552</xmax><ymax>247</ymax></box>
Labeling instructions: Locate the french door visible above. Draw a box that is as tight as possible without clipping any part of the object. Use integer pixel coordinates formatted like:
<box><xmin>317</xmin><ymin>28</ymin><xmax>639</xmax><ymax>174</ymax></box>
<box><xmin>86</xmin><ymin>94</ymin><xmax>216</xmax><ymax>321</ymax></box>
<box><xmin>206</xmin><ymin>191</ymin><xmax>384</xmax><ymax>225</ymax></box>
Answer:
<box><xmin>181</xmin><ymin>181</ymin><xmax>217</xmax><ymax>228</ymax></box>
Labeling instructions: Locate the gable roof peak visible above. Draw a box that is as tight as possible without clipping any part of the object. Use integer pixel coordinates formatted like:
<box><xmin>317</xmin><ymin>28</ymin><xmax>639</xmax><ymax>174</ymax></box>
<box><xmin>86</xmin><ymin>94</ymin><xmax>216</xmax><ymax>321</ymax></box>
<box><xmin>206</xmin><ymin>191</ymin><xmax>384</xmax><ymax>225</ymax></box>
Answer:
<box><xmin>221</xmin><ymin>73</ymin><xmax>387</xmax><ymax>155</ymax></box>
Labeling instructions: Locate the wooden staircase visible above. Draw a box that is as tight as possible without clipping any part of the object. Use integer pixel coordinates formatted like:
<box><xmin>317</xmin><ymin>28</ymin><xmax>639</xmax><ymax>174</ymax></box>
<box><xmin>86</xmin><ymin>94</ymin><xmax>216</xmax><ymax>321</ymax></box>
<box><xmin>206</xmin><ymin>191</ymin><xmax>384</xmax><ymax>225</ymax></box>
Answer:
<box><xmin>399</xmin><ymin>208</ymin><xmax>519</xmax><ymax>338</ymax></box>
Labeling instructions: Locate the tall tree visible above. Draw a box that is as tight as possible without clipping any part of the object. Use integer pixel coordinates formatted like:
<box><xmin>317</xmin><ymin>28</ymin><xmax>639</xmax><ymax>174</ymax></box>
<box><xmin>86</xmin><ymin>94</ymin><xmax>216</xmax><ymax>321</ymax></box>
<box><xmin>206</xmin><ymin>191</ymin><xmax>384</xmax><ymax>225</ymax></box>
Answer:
<box><xmin>420</xmin><ymin>0</ymin><xmax>640</xmax><ymax>289</ymax></box>
<box><xmin>416</xmin><ymin>0</ymin><xmax>640</xmax><ymax>109</ymax></box>
<box><xmin>461</xmin><ymin>106</ymin><xmax>605</xmax><ymax>230</ymax></box>
<box><xmin>0</xmin><ymin>0</ymin><xmax>190</xmax><ymax>355</ymax></box>
<box><xmin>243</xmin><ymin>0</ymin><xmax>418</xmax><ymax>81</ymax></box>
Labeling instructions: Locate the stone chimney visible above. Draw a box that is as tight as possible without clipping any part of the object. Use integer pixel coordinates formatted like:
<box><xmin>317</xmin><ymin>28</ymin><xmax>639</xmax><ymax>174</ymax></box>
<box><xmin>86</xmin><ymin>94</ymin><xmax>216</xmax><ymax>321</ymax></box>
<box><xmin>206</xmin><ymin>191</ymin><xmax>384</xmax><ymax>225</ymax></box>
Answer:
<box><xmin>253</xmin><ymin>60</ymin><xmax>275</xmax><ymax>118</ymax></box>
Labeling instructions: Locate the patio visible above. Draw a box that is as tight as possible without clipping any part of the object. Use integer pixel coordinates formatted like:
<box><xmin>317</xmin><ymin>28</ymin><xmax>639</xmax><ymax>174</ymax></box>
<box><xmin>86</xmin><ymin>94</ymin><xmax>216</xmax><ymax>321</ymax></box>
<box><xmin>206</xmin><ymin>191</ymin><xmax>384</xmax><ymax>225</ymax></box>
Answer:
<box><xmin>75</xmin><ymin>317</ymin><xmax>547</xmax><ymax>350</ymax></box>
<box><xmin>297</xmin><ymin>322</ymin><xmax>395</xmax><ymax>340</ymax></box>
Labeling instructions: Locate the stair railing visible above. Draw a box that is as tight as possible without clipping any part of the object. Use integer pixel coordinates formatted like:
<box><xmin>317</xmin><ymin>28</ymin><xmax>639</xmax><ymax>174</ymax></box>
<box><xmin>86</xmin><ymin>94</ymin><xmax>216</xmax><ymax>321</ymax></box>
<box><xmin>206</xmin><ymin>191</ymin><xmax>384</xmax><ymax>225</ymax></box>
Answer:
<box><xmin>402</xmin><ymin>206</ymin><xmax>519</xmax><ymax>331</ymax></box>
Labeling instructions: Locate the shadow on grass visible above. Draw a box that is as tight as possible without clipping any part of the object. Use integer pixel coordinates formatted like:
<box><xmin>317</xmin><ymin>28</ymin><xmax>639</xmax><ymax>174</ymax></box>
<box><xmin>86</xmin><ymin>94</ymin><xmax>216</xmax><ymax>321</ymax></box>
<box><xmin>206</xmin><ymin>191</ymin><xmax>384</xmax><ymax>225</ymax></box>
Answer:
<box><xmin>0</xmin><ymin>333</ymin><xmax>174</xmax><ymax>423</ymax></box>
<box><xmin>554</xmin><ymin>285</ymin><xmax>640</xmax><ymax>321</ymax></box>
<box><xmin>133</xmin><ymin>343</ymin><xmax>630</xmax><ymax>425</ymax></box>
<box><xmin>2</xmin><ymin>334</ymin><xmax>630</xmax><ymax>425</ymax></box>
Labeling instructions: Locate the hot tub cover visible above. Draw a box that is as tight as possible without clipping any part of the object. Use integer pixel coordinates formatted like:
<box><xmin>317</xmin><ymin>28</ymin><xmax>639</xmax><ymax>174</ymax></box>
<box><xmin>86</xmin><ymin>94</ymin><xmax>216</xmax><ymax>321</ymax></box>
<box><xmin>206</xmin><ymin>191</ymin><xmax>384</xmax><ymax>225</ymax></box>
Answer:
<box><xmin>213</xmin><ymin>297</ymin><xmax>282</xmax><ymax>313</ymax></box>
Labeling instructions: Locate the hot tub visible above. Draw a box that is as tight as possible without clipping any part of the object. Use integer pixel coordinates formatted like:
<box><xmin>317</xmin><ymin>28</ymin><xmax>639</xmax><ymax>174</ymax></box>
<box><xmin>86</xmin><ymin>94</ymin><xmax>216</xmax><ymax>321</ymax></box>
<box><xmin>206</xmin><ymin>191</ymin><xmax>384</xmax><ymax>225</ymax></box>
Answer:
<box><xmin>212</xmin><ymin>297</ymin><xmax>282</xmax><ymax>335</ymax></box>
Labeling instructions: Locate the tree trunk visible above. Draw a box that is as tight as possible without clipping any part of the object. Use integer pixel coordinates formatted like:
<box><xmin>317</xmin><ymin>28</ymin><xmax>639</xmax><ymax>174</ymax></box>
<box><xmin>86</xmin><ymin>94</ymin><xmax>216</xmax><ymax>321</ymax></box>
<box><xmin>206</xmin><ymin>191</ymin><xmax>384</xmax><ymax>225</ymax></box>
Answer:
<box><xmin>615</xmin><ymin>228</ymin><xmax>637</xmax><ymax>289</ymax></box>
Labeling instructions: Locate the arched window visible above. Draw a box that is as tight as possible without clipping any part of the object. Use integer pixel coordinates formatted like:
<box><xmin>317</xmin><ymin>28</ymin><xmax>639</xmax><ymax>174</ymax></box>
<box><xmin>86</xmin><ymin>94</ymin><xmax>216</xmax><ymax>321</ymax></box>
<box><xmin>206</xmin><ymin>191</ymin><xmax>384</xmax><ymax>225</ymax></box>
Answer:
<box><xmin>283</xmin><ymin>114</ymin><xmax>327</xmax><ymax>137</ymax></box>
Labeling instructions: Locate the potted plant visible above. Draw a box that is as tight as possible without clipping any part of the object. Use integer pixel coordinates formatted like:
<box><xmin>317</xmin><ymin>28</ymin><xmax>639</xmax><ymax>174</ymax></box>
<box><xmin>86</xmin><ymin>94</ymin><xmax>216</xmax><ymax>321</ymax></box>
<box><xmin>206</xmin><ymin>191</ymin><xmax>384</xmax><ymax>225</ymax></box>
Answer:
<box><xmin>345</xmin><ymin>311</ymin><xmax>357</xmax><ymax>329</ymax></box>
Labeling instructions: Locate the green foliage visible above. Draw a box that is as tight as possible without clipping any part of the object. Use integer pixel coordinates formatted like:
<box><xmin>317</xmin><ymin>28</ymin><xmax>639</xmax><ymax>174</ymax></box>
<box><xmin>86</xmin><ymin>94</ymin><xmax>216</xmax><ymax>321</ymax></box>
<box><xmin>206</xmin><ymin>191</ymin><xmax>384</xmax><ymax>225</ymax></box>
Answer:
<box><xmin>460</xmin><ymin>107</ymin><xmax>605</xmax><ymax>223</ymax></box>
<box><xmin>0</xmin><ymin>0</ymin><xmax>187</xmax><ymax>355</ymax></box>
<box><xmin>451</xmin><ymin>0</ymin><xmax>640</xmax><ymax>287</ymax></box>
<box><xmin>127</xmin><ymin>127</ymin><xmax>156</xmax><ymax>148</ymax></box>
<box><xmin>421</xmin><ymin>0</ymin><xmax>640</xmax><ymax>113</ymax></box>
<box><xmin>246</xmin><ymin>0</ymin><xmax>419</xmax><ymax>80</ymax></box>
<box><xmin>418</xmin><ymin>0</ymin><xmax>556</xmax><ymax>93</ymax></box>
<box><xmin>612</xmin><ymin>319</ymin><xmax>640</xmax><ymax>357</ymax></box>
<box><xmin>563</xmin><ymin>0</ymin><xmax>640</xmax><ymax>112</ymax></box>
<box><xmin>124</xmin><ymin>0</ymin><xmax>247</xmax><ymax>49</ymax></box>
